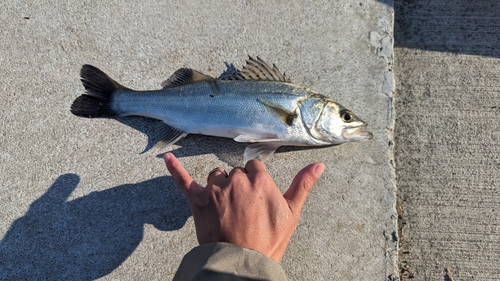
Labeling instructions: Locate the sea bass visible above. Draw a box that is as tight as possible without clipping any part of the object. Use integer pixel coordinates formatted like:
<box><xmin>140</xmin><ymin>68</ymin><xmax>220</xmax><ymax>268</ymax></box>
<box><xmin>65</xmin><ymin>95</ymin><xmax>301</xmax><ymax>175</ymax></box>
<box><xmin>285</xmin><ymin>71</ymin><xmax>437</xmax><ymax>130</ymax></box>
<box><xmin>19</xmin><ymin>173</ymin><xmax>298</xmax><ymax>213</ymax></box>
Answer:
<box><xmin>71</xmin><ymin>56</ymin><xmax>372</xmax><ymax>163</ymax></box>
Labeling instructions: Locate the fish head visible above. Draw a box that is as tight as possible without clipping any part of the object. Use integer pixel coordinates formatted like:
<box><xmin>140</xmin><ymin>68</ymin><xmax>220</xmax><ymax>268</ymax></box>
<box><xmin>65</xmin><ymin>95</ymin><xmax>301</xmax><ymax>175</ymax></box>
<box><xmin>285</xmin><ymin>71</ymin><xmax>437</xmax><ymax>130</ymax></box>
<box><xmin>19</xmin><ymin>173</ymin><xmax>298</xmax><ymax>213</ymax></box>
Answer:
<box><xmin>320</xmin><ymin>102</ymin><xmax>373</xmax><ymax>143</ymax></box>
<box><xmin>300</xmin><ymin>96</ymin><xmax>373</xmax><ymax>144</ymax></box>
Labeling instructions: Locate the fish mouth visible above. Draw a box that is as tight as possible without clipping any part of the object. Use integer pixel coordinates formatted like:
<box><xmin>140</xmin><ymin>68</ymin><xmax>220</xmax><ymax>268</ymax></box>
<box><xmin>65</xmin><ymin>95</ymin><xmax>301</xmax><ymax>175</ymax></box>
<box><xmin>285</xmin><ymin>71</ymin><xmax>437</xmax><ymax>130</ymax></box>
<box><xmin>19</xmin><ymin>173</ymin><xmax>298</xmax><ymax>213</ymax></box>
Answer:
<box><xmin>342</xmin><ymin>125</ymin><xmax>373</xmax><ymax>141</ymax></box>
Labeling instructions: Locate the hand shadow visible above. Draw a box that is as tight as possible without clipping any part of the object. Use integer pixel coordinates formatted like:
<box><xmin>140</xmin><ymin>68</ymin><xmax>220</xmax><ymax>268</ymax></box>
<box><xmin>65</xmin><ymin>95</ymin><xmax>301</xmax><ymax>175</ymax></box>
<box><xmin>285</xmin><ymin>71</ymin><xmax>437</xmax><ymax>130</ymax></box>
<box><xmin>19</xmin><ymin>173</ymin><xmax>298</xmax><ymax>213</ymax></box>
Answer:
<box><xmin>0</xmin><ymin>173</ymin><xmax>191</xmax><ymax>280</ymax></box>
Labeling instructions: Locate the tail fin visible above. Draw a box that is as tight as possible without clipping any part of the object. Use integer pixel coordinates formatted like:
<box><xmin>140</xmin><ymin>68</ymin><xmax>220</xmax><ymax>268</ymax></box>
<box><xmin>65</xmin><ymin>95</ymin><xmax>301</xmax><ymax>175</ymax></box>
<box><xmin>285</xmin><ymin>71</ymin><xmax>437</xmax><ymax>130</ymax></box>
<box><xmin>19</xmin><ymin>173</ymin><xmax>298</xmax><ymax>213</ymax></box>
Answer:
<box><xmin>70</xmin><ymin>65</ymin><xmax>128</xmax><ymax>118</ymax></box>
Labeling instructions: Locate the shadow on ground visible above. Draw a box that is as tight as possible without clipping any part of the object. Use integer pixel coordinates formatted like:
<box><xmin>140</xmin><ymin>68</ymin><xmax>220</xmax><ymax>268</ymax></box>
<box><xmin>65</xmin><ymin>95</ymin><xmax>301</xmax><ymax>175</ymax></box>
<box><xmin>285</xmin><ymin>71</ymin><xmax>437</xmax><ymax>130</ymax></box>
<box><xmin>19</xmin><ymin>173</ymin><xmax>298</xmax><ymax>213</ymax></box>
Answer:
<box><xmin>0</xmin><ymin>174</ymin><xmax>191</xmax><ymax>280</ymax></box>
<box><xmin>395</xmin><ymin>0</ymin><xmax>500</xmax><ymax>58</ymax></box>
<box><xmin>119</xmin><ymin>116</ymin><xmax>338</xmax><ymax>167</ymax></box>
<box><xmin>118</xmin><ymin>116</ymin><xmax>249</xmax><ymax>166</ymax></box>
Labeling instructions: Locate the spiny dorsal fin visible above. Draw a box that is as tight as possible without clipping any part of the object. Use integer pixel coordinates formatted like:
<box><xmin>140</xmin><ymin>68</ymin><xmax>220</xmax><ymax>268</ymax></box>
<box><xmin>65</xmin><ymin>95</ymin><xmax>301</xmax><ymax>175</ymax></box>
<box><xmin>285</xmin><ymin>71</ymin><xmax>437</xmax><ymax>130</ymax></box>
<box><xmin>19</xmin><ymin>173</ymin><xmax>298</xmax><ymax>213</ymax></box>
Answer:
<box><xmin>220</xmin><ymin>56</ymin><xmax>291</xmax><ymax>82</ymax></box>
<box><xmin>162</xmin><ymin>68</ymin><xmax>214</xmax><ymax>88</ymax></box>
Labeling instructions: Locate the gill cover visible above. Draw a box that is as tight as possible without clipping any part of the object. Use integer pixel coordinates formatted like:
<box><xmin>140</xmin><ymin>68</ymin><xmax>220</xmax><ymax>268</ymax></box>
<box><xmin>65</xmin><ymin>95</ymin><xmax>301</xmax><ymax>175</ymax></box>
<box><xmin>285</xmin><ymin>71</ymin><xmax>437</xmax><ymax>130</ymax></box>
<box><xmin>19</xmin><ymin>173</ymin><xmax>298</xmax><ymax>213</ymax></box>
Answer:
<box><xmin>298</xmin><ymin>96</ymin><xmax>326</xmax><ymax>141</ymax></box>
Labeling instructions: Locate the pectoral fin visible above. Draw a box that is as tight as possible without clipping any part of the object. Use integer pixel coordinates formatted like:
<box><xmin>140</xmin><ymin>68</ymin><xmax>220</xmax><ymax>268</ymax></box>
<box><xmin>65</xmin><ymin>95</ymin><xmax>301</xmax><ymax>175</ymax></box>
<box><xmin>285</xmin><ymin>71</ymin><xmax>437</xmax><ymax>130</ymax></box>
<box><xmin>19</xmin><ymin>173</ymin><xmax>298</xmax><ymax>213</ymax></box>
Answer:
<box><xmin>234</xmin><ymin>134</ymin><xmax>280</xmax><ymax>143</ymax></box>
<box><xmin>244</xmin><ymin>143</ymin><xmax>282</xmax><ymax>163</ymax></box>
<box><xmin>259</xmin><ymin>98</ymin><xmax>297</xmax><ymax>126</ymax></box>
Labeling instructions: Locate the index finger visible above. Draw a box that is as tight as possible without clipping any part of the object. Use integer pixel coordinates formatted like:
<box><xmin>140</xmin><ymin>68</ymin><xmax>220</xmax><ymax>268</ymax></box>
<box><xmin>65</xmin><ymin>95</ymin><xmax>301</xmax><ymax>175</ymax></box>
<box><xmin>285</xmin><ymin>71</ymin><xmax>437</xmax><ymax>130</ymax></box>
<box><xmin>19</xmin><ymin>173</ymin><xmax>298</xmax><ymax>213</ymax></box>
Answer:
<box><xmin>163</xmin><ymin>153</ymin><xmax>204</xmax><ymax>196</ymax></box>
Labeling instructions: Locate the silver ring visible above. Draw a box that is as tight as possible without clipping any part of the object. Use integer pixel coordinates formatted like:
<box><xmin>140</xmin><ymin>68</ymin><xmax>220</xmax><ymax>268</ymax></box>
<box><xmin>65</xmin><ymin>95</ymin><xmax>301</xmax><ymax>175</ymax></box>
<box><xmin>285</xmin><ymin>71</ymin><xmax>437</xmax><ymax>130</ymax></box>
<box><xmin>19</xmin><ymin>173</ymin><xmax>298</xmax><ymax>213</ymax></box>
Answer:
<box><xmin>207</xmin><ymin>167</ymin><xmax>228</xmax><ymax>181</ymax></box>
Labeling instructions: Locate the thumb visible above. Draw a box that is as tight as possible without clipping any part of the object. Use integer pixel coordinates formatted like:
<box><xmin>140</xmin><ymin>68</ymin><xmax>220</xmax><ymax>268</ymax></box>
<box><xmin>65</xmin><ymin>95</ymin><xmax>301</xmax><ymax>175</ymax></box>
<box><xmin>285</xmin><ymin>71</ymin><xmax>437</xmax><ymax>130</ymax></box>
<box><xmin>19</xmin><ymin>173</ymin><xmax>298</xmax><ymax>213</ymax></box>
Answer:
<box><xmin>163</xmin><ymin>153</ymin><xmax>204</xmax><ymax>196</ymax></box>
<box><xmin>283</xmin><ymin>163</ymin><xmax>325</xmax><ymax>215</ymax></box>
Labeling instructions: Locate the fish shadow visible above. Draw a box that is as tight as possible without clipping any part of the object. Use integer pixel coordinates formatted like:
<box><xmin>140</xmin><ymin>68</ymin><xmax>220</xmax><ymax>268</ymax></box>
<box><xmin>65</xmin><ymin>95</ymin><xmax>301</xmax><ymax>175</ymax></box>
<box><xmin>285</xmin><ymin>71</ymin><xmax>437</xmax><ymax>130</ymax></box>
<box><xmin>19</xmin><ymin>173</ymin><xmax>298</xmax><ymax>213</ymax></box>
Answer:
<box><xmin>0</xmin><ymin>173</ymin><xmax>191</xmax><ymax>280</ymax></box>
<box><xmin>117</xmin><ymin>116</ymin><xmax>336</xmax><ymax>167</ymax></box>
<box><xmin>117</xmin><ymin>116</ymin><xmax>247</xmax><ymax>166</ymax></box>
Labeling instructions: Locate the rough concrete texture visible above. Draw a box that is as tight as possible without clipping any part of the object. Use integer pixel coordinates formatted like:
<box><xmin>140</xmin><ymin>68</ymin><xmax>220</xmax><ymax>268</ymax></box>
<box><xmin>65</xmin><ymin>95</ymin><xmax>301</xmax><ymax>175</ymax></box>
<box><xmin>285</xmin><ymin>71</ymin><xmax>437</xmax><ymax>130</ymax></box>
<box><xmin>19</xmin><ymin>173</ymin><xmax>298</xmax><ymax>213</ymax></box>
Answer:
<box><xmin>394</xmin><ymin>1</ymin><xmax>500</xmax><ymax>280</ymax></box>
<box><xmin>0</xmin><ymin>1</ymin><xmax>396</xmax><ymax>280</ymax></box>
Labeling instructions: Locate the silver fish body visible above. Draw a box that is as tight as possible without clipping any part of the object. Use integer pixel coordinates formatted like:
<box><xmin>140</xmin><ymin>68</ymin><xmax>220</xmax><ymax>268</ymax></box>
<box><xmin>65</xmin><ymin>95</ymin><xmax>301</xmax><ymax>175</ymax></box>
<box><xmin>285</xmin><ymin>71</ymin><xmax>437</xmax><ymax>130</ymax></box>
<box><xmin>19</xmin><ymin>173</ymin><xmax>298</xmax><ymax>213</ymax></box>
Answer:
<box><xmin>71</xmin><ymin>57</ymin><xmax>372</xmax><ymax>162</ymax></box>
<box><xmin>115</xmin><ymin>81</ymin><xmax>323</xmax><ymax>145</ymax></box>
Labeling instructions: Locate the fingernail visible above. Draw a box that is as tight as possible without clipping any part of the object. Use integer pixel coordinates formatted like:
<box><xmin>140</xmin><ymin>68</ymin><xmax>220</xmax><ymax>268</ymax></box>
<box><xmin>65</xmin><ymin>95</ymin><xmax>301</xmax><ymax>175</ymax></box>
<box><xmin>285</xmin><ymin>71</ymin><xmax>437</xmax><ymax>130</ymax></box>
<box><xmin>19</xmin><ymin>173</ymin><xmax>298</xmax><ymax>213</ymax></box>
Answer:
<box><xmin>313</xmin><ymin>163</ymin><xmax>325</xmax><ymax>177</ymax></box>
<box><xmin>164</xmin><ymin>153</ymin><xmax>171</xmax><ymax>162</ymax></box>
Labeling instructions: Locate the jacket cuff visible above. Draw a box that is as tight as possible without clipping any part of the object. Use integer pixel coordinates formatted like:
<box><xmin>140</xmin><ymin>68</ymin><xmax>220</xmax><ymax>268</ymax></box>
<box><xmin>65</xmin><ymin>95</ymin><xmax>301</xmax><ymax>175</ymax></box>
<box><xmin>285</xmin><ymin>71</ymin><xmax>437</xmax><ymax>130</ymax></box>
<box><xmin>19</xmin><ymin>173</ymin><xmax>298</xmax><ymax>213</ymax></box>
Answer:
<box><xmin>173</xmin><ymin>242</ymin><xmax>288</xmax><ymax>281</ymax></box>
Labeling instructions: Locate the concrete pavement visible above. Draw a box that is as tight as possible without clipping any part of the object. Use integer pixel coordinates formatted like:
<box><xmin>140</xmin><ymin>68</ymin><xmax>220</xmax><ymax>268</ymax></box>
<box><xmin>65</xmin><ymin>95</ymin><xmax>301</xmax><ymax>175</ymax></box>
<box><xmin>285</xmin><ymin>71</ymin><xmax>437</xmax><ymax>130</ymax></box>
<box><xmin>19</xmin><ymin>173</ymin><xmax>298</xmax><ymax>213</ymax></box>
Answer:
<box><xmin>0</xmin><ymin>1</ymin><xmax>397</xmax><ymax>280</ymax></box>
<box><xmin>394</xmin><ymin>1</ymin><xmax>500</xmax><ymax>280</ymax></box>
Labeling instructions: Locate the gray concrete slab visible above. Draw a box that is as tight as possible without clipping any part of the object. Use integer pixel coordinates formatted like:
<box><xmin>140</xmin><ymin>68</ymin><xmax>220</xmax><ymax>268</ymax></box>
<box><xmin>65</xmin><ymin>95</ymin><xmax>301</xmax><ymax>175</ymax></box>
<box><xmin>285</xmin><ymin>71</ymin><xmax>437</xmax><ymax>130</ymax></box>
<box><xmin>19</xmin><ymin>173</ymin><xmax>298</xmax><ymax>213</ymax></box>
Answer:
<box><xmin>0</xmin><ymin>1</ymin><xmax>396</xmax><ymax>280</ymax></box>
<box><xmin>394</xmin><ymin>1</ymin><xmax>500</xmax><ymax>280</ymax></box>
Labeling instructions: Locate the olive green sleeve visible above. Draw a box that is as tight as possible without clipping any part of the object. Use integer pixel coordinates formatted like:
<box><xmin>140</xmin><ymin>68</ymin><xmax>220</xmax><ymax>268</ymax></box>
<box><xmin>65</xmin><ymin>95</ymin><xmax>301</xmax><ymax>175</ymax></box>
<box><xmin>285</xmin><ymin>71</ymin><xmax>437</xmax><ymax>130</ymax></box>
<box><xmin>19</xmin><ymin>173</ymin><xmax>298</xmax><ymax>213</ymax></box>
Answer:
<box><xmin>173</xmin><ymin>242</ymin><xmax>288</xmax><ymax>281</ymax></box>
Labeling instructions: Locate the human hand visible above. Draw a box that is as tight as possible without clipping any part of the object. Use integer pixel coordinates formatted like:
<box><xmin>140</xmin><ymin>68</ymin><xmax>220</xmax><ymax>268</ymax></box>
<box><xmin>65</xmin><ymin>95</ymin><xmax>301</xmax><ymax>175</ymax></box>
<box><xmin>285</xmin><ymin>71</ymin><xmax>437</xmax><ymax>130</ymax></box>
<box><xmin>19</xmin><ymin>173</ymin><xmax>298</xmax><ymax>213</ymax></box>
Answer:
<box><xmin>163</xmin><ymin>153</ymin><xmax>325</xmax><ymax>263</ymax></box>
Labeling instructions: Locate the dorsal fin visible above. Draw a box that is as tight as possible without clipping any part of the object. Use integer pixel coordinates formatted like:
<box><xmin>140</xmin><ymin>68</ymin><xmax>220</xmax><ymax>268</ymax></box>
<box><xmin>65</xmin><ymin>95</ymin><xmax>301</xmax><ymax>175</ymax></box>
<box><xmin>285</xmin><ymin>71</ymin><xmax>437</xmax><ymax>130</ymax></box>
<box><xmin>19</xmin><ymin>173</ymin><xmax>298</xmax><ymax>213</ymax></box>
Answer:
<box><xmin>220</xmin><ymin>56</ymin><xmax>291</xmax><ymax>82</ymax></box>
<box><xmin>162</xmin><ymin>68</ymin><xmax>214</xmax><ymax>88</ymax></box>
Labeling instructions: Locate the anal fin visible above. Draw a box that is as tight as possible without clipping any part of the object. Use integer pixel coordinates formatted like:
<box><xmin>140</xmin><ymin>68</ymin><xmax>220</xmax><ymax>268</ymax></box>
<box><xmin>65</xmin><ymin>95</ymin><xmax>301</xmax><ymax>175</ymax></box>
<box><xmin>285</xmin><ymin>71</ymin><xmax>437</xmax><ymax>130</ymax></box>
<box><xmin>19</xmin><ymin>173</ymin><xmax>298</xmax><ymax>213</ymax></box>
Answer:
<box><xmin>153</xmin><ymin>123</ymin><xmax>187</xmax><ymax>148</ymax></box>
<box><xmin>244</xmin><ymin>143</ymin><xmax>282</xmax><ymax>163</ymax></box>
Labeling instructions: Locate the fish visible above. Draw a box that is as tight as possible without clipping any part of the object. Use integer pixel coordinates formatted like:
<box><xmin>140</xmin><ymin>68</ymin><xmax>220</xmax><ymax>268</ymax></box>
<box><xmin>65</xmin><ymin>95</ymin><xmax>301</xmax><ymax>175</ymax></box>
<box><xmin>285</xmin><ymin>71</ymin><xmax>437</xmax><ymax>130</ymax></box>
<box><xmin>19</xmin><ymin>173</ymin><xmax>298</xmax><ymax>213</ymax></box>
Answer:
<box><xmin>71</xmin><ymin>56</ymin><xmax>372</xmax><ymax>163</ymax></box>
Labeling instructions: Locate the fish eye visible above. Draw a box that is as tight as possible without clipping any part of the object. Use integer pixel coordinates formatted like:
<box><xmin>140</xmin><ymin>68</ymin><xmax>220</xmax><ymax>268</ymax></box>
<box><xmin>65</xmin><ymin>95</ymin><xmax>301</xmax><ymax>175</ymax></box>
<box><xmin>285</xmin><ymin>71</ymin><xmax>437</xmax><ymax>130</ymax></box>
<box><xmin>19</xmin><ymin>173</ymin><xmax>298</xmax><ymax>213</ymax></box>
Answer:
<box><xmin>340</xmin><ymin>110</ymin><xmax>353</xmax><ymax>122</ymax></box>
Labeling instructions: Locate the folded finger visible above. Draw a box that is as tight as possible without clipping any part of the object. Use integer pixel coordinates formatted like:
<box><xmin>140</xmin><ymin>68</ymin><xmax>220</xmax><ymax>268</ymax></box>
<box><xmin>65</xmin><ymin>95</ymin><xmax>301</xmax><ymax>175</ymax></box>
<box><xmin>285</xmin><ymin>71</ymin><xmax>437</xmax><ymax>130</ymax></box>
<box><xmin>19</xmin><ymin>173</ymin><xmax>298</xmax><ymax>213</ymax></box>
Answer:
<box><xmin>244</xmin><ymin>159</ymin><xmax>267</xmax><ymax>175</ymax></box>
<box><xmin>228</xmin><ymin>167</ymin><xmax>247</xmax><ymax>178</ymax></box>
<box><xmin>207</xmin><ymin>167</ymin><xmax>228</xmax><ymax>185</ymax></box>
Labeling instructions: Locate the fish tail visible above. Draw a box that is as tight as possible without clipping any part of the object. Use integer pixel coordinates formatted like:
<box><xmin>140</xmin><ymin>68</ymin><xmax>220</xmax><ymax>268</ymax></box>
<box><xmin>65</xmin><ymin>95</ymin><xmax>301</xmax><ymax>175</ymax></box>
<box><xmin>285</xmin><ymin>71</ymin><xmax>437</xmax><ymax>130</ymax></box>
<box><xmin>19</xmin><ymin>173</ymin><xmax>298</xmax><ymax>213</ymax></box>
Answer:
<box><xmin>71</xmin><ymin>65</ymin><xmax>127</xmax><ymax>118</ymax></box>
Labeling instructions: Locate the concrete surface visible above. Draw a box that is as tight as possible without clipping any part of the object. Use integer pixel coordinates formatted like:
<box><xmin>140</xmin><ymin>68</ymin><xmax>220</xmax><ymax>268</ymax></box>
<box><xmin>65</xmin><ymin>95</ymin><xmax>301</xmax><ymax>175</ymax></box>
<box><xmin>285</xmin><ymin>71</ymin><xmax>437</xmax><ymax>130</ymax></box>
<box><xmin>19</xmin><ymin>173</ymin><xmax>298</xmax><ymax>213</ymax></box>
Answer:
<box><xmin>0</xmin><ymin>1</ymin><xmax>396</xmax><ymax>280</ymax></box>
<box><xmin>394</xmin><ymin>1</ymin><xmax>500</xmax><ymax>280</ymax></box>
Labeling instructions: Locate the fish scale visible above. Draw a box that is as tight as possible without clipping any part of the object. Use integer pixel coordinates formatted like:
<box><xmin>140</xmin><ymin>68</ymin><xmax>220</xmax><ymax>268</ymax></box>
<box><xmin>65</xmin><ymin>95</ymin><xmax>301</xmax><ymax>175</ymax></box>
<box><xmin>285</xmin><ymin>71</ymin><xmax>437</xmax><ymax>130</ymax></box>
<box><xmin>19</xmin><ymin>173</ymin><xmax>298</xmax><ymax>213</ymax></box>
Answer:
<box><xmin>113</xmin><ymin>80</ymin><xmax>306</xmax><ymax>140</ymax></box>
